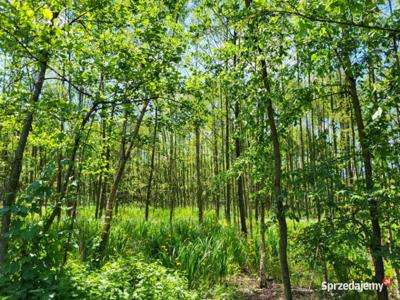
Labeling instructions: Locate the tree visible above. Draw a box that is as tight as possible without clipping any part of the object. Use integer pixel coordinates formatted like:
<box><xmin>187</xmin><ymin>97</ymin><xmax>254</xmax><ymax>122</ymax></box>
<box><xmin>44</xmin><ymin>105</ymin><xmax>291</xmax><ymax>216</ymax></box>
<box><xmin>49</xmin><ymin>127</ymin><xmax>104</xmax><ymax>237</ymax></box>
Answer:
<box><xmin>0</xmin><ymin>2</ymin><xmax>61</xmax><ymax>264</ymax></box>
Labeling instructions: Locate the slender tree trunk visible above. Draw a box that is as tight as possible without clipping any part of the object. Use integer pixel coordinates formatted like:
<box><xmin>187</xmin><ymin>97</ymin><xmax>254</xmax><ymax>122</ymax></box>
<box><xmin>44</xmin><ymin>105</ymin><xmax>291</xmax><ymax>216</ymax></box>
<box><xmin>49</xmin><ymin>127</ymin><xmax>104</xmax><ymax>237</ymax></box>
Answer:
<box><xmin>212</xmin><ymin>109</ymin><xmax>220</xmax><ymax>221</ymax></box>
<box><xmin>259</xmin><ymin>193</ymin><xmax>268</xmax><ymax>288</ymax></box>
<box><xmin>0</xmin><ymin>53</ymin><xmax>48</xmax><ymax>265</ymax></box>
<box><xmin>195</xmin><ymin>125</ymin><xmax>203</xmax><ymax>223</ymax></box>
<box><xmin>43</xmin><ymin>102</ymin><xmax>98</xmax><ymax>234</ymax></box>
<box><xmin>234</xmin><ymin>98</ymin><xmax>247</xmax><ymax>235</ymax></box>
<box><xmin>56</xmin><ymin>120</ymin><xmax>64</xmax><ymax>221</ymax></box>
<box><xmin>225</xmin><ymin>94</ymin><xmax>231</xmax><ymax>223</ymax></box>
<box><xmin>220</xmin><ymin>88</ymin><xmax>226</xmax><ymax>220</ymax></box>
<box><xmin>261</xmin><ymin>58</ymin><xmax>292</xmax><ymax>300</ymax></box>
<box><xmin>350</xmin><ymin>109</ymin><xmax>359</xmax><ymax>180</ymax></box>
<box><xmin>95</xmin><ymin>118</ymin><xmax>106</xmax><ymax>219</ymax></box>
<box><xmin>247</xmin><ymin>176</ymin><xmax>253</xmax><ymax>237</ymax></box>
<box><xmin>99</xmin><ymin>109</ymin><xmax>113</xmax><ymax>219</ymax></box>
<box><xmin>299</xmin><ymin>118</ymin><xmax>309</xmax><ymax>221</ymax></box>
<box><xmin>255</xmin><ymin>183</ymin><xmax>260</xmax><ymax>223</ymax></box>
<box><xmin>62</xmin><ymin>113</ymin><xmax>95</xmax><ymax>264</ymax></box>
<box><xmin>63</xmin><ymin>199</ymin><xmax>77</xmax><ymax>265</ymax></box>
<box><xmin>145</xmin><ymin>108</ymin><xmax>158</xmax><ymax>221</ymax></box>
<box><xmin>154</xmin><ymin>139</ymin><xmax>161</xmax><ymax>209</ymax></box>
<box><xmin>94</xmin><ymin>100</ymin><xmax>149</xmax><ymax>262</ymax></box>
<box><xmin>169</xmin><ymin>133</ymin><xmax>175</xmax><ymax>233</ymax></box>
<box><xmin>95</xmin><ymin>174</ymin><xmax>102</xmax><ymax>218</ymax></box>
<box><xmin>230</xmin><ymin>31</ymin><xmax>247</xmax><ymax>235</ymax></box>
<box><xmin>346</xmin><ymin>73</ymin><xmax>388</xmax><ymax>300</ymax></box>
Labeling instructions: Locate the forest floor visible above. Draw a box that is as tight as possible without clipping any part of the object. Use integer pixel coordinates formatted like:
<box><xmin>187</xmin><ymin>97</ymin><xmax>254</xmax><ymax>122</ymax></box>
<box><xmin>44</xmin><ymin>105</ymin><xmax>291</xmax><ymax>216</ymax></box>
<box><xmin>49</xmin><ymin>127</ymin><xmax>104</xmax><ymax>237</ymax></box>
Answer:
<box><xmin>229</xmin><ymin>274</ymin><xmax>320</xmax><ymax>300</ymax></box>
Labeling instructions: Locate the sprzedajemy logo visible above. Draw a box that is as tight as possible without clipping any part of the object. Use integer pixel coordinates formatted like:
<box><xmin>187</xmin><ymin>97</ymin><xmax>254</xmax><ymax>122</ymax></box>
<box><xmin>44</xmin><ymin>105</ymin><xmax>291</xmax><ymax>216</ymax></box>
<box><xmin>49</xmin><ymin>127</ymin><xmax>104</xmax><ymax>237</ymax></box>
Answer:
<box><xmin>321</xmin><ymin>278</ymin><xmax>391</xmax><ymax>293</ymax></box>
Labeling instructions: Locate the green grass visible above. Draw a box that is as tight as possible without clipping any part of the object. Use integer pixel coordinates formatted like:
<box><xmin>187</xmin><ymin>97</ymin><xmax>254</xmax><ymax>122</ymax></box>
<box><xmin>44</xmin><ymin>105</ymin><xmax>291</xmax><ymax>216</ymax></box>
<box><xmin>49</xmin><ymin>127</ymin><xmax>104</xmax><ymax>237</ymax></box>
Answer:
<box><xmin>80</xmin><ymin>208</ymin><xmax>326</xmax><ymax>281</ymax></box>
<box><xmin>13</xmin><ymin>205</ymin><xmax>393</xmax><ymax>299</ymax></box>
<box><xmin>72</xmin><ymin>207</ymin><xmax>253</xmax><ymax>288</ymax></box>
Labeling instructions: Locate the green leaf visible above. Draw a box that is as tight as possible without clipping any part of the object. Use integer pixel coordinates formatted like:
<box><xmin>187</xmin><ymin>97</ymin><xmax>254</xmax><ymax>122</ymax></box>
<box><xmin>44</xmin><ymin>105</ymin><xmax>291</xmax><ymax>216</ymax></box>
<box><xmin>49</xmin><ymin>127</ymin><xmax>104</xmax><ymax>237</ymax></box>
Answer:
<box><xmin>43</xmin><ymin>8</ymin><xmax>53</xmax><ymax>20</ymax></box>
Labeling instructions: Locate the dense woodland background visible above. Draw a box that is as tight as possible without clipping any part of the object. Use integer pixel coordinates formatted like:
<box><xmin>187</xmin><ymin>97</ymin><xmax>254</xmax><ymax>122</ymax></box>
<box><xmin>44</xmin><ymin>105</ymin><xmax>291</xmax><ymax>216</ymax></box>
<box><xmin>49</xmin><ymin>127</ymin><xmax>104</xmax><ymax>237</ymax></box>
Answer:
<box><xmin>0</xmin><ymin>0</ymin><xmax>399</xmax><ymax>299</ymax></box>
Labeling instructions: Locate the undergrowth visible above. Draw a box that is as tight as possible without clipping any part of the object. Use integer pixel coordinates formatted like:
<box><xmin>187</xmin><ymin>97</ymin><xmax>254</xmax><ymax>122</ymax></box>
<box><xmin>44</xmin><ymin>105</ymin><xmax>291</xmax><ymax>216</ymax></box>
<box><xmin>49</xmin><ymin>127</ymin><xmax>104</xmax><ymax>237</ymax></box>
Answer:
<box><xmin>0</xmin><ymin>206</ymin><xmax>387</xmax><ymax>299</ymax></box>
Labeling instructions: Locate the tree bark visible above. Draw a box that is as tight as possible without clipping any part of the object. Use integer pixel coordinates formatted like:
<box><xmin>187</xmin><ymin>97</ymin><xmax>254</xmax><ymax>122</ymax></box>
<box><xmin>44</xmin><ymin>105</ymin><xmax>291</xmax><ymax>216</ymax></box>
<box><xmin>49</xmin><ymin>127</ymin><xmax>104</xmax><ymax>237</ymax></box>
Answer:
<box><xmin>95</xmin><ymin>118</ymin><xmax>106</xmax><ymax>219</ymax></box>
<box><xmin>234</xmin><ymin>97</ymin><xmax>247</xmax><ymax>235</ymax></box>
<box><xmin>231</xmin><ymin>31</ymin><xmax>247</xmax><ymax>235</ymax></box>
<box><xmin>212</xmin><ymin>108</ymin><xmax>220</xmax><ymax>221</ymax></box>
<box><xmin>145</xmin><ymin>108</ymin><xmax>158</xmax><ymax>221</ymax></box>
<box><xmin>169</xmin><ymin>133</ymin><xmax>175</xmax><ymax>233</ymax></box>
<box><xmin>259</xmin><ymin>193</ymin><xmax>268</xmax><ymax>288</ymax></box>
<box><xmin>195</xmin><ymin>124</ymin><xmax>203</xmax><ymax>223</ymax></box>
<box><xmin>99</xmin><ymin>106</ymin><xmax>114</xmax><ymax>219</ymax></box>
<box><xmin>43</xmin><ymin>102</ymin><xmax>97</xmax><ymax>234</ymax></box>
<box><xmin>225</xmin><ymin>93</ymin><xmax>232</xmax><ymax>223</ymax></box>
<box><xmin>94</xmin><ymin>100</ymin><xmax>149</xmax><ymax>262</ymax></box>
<box><xmin>0</xmin><ymin>52</ymin><xmax>48</xmax><ymax>265</ymax></box>
<box><xmin>261</xmin><ymin>58</ymin><xmax>293</xmax><ymax>300</ymax></box>
<box><xmin>347</xmin><ymin>73</ymin><xmax>388</xmax><ymax>300</ymax></box>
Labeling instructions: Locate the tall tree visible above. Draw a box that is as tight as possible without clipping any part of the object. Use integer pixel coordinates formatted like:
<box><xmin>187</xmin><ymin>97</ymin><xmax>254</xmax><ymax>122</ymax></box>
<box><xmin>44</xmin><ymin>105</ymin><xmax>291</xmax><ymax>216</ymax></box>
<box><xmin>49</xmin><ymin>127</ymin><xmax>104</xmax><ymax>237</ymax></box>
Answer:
<box><xmin>145</xmin><ymin>107</ymin><xmax>158</xmax><ymax>221</ymax></box>
<box><xmin>0</xmin><ymin>4</ymin><xmax>60</xmax><ymax>263</ymax></box>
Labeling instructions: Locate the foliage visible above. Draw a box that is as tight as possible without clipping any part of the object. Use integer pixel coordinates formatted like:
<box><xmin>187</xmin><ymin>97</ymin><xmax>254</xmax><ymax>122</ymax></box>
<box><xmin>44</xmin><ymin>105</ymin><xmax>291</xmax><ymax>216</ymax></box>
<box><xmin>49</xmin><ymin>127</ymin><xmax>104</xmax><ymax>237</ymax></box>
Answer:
<box><xmin>1</xmin><ymin>0</ymin><xmax>400</xmax><ymax>298</ymax></box>
<box><xmin>61</xmin><ymin>257</ymin><xmax>193</xmax><ymax>300</ymax></box>
<box><xmin>1</xmin><ymin>255</ymin><xmax>192</xmax><ymax>300</ymax></box>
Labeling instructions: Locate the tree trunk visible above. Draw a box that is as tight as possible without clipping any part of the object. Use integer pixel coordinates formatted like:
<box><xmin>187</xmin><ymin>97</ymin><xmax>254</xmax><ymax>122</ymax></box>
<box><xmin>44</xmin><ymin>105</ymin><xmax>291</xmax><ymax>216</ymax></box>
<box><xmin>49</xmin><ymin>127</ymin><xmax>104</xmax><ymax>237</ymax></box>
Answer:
<box><xmin>94</xmin><ymin>99</ymin><xmax>149</xmax><ymax>262</ymax></box>
<box><xmin>195</xmin><ymin>124</ymin><xmax>203</xmax><ymax>223</ymax></box>
<box><xmin>95</xmin><ymin>118</ymin><xmax>106</xmax><ymax>219</ymax></box>
<box><xmin>99</xmin><ymin>108</ymin><xmax>114</xmax><ymax>219</ymax></box>
<box><xmin>145</xmin><ymin>108</ymin><xmax>158</xmax><ymax>221</ymax></box>
<box><xmin>0</xmin><ymin>53</ymin><xmax>48</xmax><ymax>265</ymax></box>
<box><xmin>212</xmin><ymin>109</ymin><xmax>220</xmax><ymax>221</ymax></box>
<box><xmin>234</xmin><ymin>97</ymin><xmax>247</xmax><ymax>235</ymax></box>
<box><xmin>259</xmin><ymin>193</ymin><xmax>268</xmax><ymax>288</ymax></box>
<box><xmin>225</xmin><ymin>94</ymin><xmax>231</xmax><ymax>223</ymax></box>
<box><xmin>261</xmin><ymin>58</ymin><xmax>293</xmax><ymax>300</ymax></box>
<box><xmin>43</xmin><ymin>102</ymin><xmax>98</xmax><ymax>234</ymax></box>
<box><xmin>169</xmin><ymin>133</ymin><xmax>175</xmax><ymax>233</ymax></box>
<box><xmin>347</xmin><ymin>73</ymin><xmax>388</xmax><ymax>300</ymax></box>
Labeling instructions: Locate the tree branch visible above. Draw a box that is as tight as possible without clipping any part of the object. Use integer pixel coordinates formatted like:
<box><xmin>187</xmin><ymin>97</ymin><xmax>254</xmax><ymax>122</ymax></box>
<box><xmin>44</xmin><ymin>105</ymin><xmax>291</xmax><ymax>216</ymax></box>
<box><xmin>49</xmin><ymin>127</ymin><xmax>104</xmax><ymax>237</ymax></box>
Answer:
<box><xmin>253</xmin><ymin>8</ymin><xmax>400</xmax><ymax>34</ymax></box>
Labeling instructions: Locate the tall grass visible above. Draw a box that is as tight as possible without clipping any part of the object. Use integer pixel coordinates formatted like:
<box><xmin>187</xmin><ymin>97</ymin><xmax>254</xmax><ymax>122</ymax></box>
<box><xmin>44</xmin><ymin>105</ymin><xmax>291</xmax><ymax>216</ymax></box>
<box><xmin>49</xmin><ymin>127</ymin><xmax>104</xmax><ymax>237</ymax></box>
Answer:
<box><xmin>69</xmin><ymin>207</ymin><xmax>322</xmax><ymax>288</ymax></box>
<box><xmin>69</xmin><ymin>207</ymin><xmax>255</xmax><ymax>288</ymax></box>
<box><xmin>60</xmin><ymin>205</ymin><xmax>378</xmax><ymax>297</ymax></box>
<box><xmin>5</xmin><ymin>203</ymin><xmax>391</xmax><ymax>299</ymax></box>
